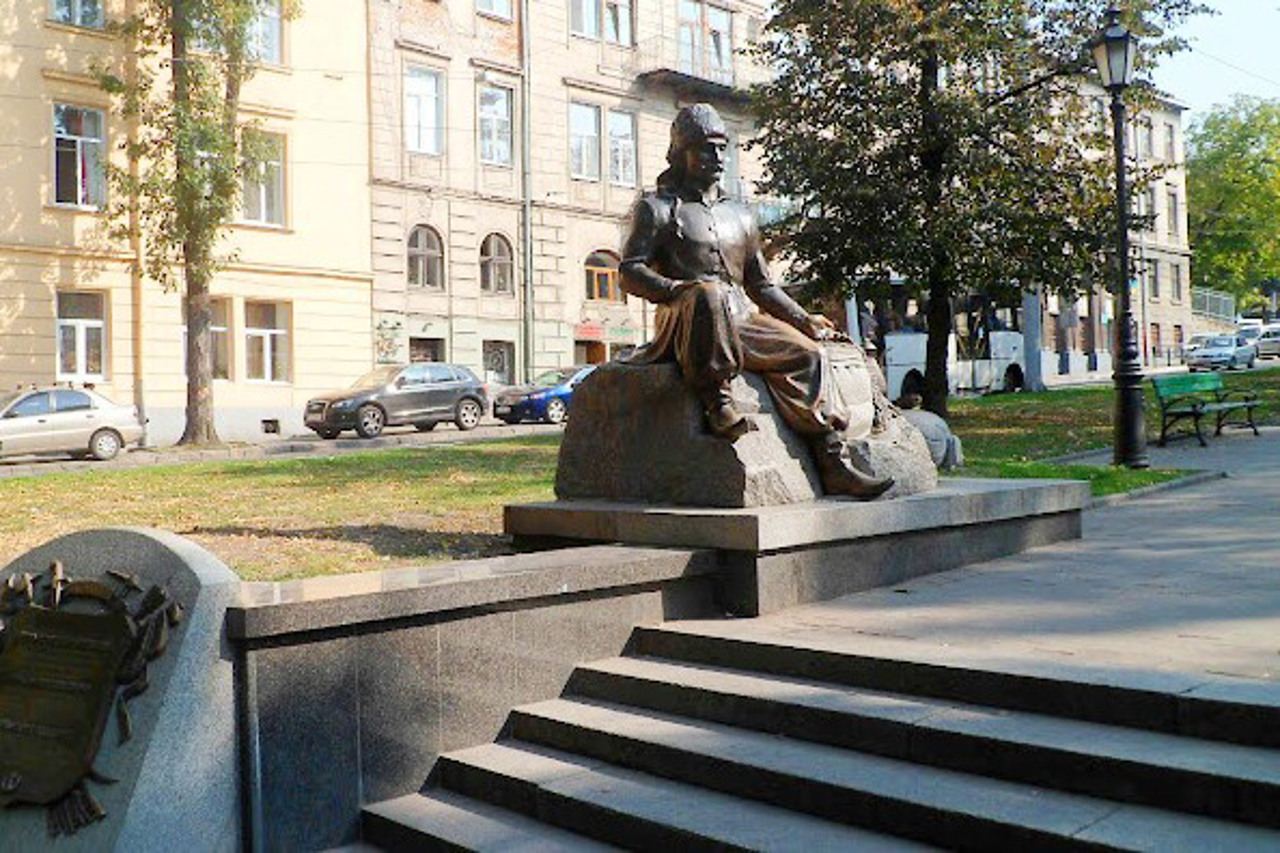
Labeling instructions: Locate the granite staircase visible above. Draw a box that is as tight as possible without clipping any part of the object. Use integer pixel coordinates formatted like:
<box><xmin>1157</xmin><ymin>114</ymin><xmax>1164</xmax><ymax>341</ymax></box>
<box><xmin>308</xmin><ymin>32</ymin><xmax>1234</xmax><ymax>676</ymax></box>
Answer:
<box><xmin>361</xmin><ymin>624</ymin><xmax>1280</xmax><ymax>851</ymax></box>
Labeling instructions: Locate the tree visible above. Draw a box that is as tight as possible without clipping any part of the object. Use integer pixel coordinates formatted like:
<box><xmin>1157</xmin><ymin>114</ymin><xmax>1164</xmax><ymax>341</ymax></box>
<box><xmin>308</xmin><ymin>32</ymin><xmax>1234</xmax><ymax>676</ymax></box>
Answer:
<box><xmin>1186</xmin><ymin>96</ymin><xmax>1280</xmax><ymax>304</ymax></box>
<box><xmin>750</xmin><ymin>0</ymin><xmax>1207</xmax><ymax>417</ymax></box>
<box><xmin>94</xmin><ymin>0</ymin><xmax>287</xmax><ymax>445</ymax></box>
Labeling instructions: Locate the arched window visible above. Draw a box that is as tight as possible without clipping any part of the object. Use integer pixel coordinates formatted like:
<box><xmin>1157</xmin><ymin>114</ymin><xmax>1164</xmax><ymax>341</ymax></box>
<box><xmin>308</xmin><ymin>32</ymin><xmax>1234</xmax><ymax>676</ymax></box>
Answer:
<box><xmin>584</xmin><ymin>250</ymin><xmax>624</xmax><ymax>302</ymax></box>
<box><xmin>480</xmin><ymin>233</ymin><xmax>514</xmax><ymax>294</ymax></box>
<box><xmin>407</xmin><ymin>225</ymin><xmax>444</xmax><ymax>289</ymax></box>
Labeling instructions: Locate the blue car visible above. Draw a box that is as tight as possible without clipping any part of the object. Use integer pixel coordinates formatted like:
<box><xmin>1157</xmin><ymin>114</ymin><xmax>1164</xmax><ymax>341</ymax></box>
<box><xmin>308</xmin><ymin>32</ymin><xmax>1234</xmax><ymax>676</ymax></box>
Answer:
<box><xmin>493</xmin><ymin>365</ymin><xmax>596</xmax><ymax>424</ymax></box>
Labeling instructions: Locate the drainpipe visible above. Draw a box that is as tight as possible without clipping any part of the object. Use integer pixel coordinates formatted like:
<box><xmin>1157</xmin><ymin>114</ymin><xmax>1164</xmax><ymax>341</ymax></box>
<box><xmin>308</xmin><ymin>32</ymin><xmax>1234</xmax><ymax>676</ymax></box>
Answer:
<box><xmin>127</xmin><ymin>0</ymin><xmax>148</xmax><ymax>443</ymax></box>
<box><xmin>519</xmin><ymin>0</ymin><xmax>535</xmax><ymax>381</ymax></box>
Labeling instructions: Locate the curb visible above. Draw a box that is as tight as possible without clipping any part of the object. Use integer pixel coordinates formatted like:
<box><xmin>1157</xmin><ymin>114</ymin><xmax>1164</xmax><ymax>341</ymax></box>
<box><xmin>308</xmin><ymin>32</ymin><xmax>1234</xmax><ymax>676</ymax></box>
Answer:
<box><xmin>1090</xmin><ymin>468</ymin><xmax>1228</xmax><ymax>509</ymax></box>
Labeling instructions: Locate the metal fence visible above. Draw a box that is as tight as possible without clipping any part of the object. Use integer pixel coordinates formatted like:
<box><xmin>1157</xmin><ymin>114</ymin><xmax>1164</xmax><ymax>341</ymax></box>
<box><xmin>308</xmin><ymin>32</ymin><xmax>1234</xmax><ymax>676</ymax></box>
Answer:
<box><xmin>1192</xmin><ymin>288</ymin><xmax>1236</xmax><ymax>323</ymax></box>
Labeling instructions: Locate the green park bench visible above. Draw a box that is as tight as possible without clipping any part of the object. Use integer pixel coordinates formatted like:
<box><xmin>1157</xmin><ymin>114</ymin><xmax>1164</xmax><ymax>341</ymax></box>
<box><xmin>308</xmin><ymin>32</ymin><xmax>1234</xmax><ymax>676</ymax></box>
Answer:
<box><xmin>1150</xmin><ymin>372</ymin><xmax>1259</xmax><ymax>447</ymax></box>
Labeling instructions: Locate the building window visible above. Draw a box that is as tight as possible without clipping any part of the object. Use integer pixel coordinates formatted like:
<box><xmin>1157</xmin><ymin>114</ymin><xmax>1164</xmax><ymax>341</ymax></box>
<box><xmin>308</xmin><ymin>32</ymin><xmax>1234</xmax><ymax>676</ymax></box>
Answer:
<box><xmin>678</xmin><ymin>1</ymin><xmax>734</xmax><ymax>85</ymax></box>
<box><xmin>1172</xmin><ymin>263</ymin><xmax>1183</xmax><ymax>301</ymax></box>
<box><xmin>407</xmin><ymin>225</ymin><xmax>445</xmax><ymax>289</ymax></box>
<box><xmin>410</xmin><ymin>337</ymin><xmax>445</xmax><ymax>362</ymax></box>
<box><xmin>1163</xmin><ymin>122</ymin><xmax>1176</xmax><ymax>162</ymax></box>
<box><xmin>1148</xmin><ymin>261</ymin><xmax>1160</xmax><ymax>299</ymax></box>
<box><xmin>570</xmin><ymin>102</ymin><xmax>601</xmax><ymax>180</ymax></box>
<box><xmin>241</xmin><ymin>131</ymin><xmax>285</xmax><ymax>226</ymax></box>
<box><xmin>1149</xmin><ymin>323</ymin><xmax>1161</xmax><ymax>357</ymax></box>
<box><xmin>245</xmin><ymin>301</ymin><xmax>291</xmax><ymax>382</ymax></box>
<box><xmin>1144</xmin><ymin>186</ymin><xmax>1158</xmax><ymax>230</ymax></box>
<box><xmin>249</xmin><ymin>0</ymin><xmax>282</xmax><ymax>64</ymax></box>
<box><xmin>1173</xmin><ymin>324</ymin><xmax>1184</xmax><ymax>352</ymax></box>
<box><xmin>1166</xmin><ymin>189</ymin><xmax>1179</xmax><ymax>238</ymax></box>
<box><xmin>479</xmin><ymin>85</ymin><xmax>513</xmax><ymax>166</ymax></box>
<box><xmin>56</xmin><ymin>292</ymin><xmax>106</xmax><ymax>381</ymax></box>
<box><xmin>585</xmin><ymin>251</ymin><xmax>624</xmax><ymax>302</ymax></box>
<box><xmin>480</xmin><ymin>233</ymin><xmax>514</xmax><ymax>294</ymax></box>
<box><xmin>478</xmin><ymin>0</ymin><xmax>512</xmax><ymax>19</ymax></box>
<box><xmin>50</xmin><ymin>0</ymin><xmax>103</xmax><ymax>28</ymax></box>
<box><xmin>54</xmin><ymin>104</ymin><xmax>105</xmax><ymax>208</ymax></box>
<box><xmin>572</xmin><ymin>0</ymin><xmax>631</xmax><ymax>44</ymax></box>
<box><xmin>1138</xmin><ymin>119</ymin><xmax>1154</xmax><ymax>159</ymax></box>
<box><xmin>483</xmin><ymin>340</ymin><xmax>515</xmax><ymax>384</ymax></box>
<box><xmin>405</xmin><ymin>67</ymin><xmax>443</xmax><ymax>155</ymax></box>
<box><xmin>608</xmin><ymin>110</ymin><xmax>636</xmax><ymax>186</ymax></box>
<box><xmin>182</xmin><ymin>298</ymin><xmax>231</xmax><ymax>379</ymax></box>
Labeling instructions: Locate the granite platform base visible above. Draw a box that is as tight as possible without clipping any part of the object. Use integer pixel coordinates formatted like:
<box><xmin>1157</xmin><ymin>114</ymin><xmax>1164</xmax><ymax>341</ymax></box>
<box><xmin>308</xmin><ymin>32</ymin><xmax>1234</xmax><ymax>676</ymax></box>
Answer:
<box><xmin>505</xmin><ymin>478</ymin><xmax>1092</xmax><ymax>615</ymax></box>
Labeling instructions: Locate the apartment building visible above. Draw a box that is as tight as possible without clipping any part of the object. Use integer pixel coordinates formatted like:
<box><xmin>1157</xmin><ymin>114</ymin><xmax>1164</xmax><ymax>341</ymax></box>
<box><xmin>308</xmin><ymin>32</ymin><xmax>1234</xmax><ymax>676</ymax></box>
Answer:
<box><xmin>0</xmin><ymin>0</ymin><xmax>374</xmax><ymax>444</ymax></box>
<box><xmin>368</xmin><ymin>0</ymin><xmax>772</xmax><ymax>383</ymax></box>
<box><xmin>1037</xmin><ymin>91</ymin><xmax>1194</xmax><ymax>379</ymax></box>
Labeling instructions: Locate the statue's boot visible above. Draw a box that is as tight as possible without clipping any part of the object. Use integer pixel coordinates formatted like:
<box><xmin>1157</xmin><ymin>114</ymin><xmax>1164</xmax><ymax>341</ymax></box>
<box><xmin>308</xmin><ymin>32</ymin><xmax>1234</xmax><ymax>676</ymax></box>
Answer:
<box><xmin>810</xmin><ymin>433</ymin><xmax>893</xmax><ymax>499</ymax></box>
<box><xmin>701</xmin><ymin>387</ymin><xmax>754</xmax><ymax>442</ymax></box>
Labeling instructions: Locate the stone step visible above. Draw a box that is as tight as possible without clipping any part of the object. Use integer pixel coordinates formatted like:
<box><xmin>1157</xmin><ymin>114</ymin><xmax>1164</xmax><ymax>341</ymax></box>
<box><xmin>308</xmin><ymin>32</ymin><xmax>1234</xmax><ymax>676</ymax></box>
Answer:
<box><xmin>435</xmin><ymin>741</ymin><xmax>937</xmax><ymax>852</ymax></box>
<box><xmin>361</xmin><ymin>789</ymin><xmax>612</xmax><ymax>852</ymax></box>
<box><xmin>507</xmin><ymin>697</ymin><xmax>1280</xmax><ymax>852</ymax></box>
<box><xmin>631</xmin><ymin>625</ymin><xmax>1280</xmax><ymax>748</ymax></box>
<box><xmin>566</xmin><ymin>656</ymin><xmax>1280</xmax><ymax>828</ymax></box>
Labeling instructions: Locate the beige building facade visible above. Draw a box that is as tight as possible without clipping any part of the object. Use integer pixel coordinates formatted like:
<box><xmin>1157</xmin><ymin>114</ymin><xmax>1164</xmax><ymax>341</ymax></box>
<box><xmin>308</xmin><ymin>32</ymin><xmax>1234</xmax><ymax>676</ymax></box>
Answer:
<box><xmin>0</xmin><ymin>0</ymin><xmax>374</xmax><ymax>444</ymax></box>
<box><xmin>1038</xmin><ymin>92</ymin><xmax>1194</xmax><ymax>379</ymax></box>
<box><xmin>368</xmin><ymin>0</ymin><xmax>773</xmax><ymax>384</ymax></box>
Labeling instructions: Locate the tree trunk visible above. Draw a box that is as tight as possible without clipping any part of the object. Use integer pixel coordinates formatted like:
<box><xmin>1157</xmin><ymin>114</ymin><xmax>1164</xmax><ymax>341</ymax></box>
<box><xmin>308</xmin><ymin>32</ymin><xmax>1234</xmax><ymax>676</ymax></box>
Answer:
<box><xmin>919</xmin><ymin>23</ymin><xmax>951</xmax><ymax>418</ymax></box>
<box><xmin>173</xmin><ymin>0</ymin><xmax>221</xmax><ymax>446</ymax></box>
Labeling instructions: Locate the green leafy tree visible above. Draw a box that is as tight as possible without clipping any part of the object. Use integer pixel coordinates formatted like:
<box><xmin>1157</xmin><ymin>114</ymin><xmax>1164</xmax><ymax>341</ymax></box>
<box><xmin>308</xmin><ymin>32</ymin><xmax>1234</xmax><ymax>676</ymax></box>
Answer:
<box><xmin>94</xmin><ymin>0</ymin><xmax>289</xmax><ymax>445</ymax></box>
<box><xmin>1186</xmin><ymin>96</ymin><xmax>1280</xmax><ymax>304</ymax></box>
<box><xmin>751</xmin><ymin>0</ymin><xmax>1207</xmax><ymax>416</ymax></box>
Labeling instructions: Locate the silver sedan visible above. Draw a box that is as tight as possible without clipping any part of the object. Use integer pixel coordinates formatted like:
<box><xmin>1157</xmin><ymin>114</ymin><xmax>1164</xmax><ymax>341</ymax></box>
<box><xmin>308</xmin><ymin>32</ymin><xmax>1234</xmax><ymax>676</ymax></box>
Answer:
<box><xmin>0</xmin><ymin>387</ymin><xmax>145</xmax><ymax>461</ymax></box>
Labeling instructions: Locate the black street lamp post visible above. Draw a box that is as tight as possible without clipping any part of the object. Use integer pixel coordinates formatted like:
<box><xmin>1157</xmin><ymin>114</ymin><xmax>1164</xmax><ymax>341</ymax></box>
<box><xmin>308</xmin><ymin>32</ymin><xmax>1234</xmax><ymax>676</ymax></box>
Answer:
<box><xmin>1093</xmin><ymin>5</ymin><xmax>1149</xmax><ymax>469</ymax></box>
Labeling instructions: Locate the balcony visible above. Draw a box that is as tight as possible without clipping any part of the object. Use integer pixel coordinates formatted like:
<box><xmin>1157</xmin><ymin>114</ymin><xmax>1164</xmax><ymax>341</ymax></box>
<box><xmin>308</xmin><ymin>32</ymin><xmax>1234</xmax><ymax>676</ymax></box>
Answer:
<box><xmin>626</xmin><ymin>34</ymin><xmax>751</xmax><ymax>104</ymax></box>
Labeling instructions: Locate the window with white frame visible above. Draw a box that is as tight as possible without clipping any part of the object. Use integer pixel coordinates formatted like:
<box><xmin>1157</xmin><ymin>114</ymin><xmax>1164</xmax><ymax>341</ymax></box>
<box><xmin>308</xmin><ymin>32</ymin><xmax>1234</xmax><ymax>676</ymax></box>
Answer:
<box><xmin>56</xmin><ymin>291</ymin><xmax>105</xmax><ymax>381</ymax></box>
<box><xmin>405</xmin><ymin>66</ymin><xmax>444</xmax><ymax>155</ymax></box>
<box><xmin>480</xmin><ymin>233</ymin><xmax>514</xmax><ymax>294</ymax></box>
<box><xmin>604</xmin><ymin>0</ymin><xmax>632</xmax><ymax>45</ymax></box>
<box><xmin>1148</xmin><ymin>261</ymin><xmax>1160</xmax><ymax>299</ymax></box>
<box><xmin>248</xmin><ymin>0</ymin><xmax>282</xmax><ymax>64</ymax></box>
<box><xmin>570</xmin><ymin>103</ymin><xmax>601</xmax><ymax>180</ymax></box>
<box><xmin>1172</xmin><ymin>262</ymin><xmax>1183</xmax><ymax>301</ymax></box>
<box><xmin>408</xmin><ymin>225</ymin><xmax>445</xmax><ymax>289</ymax></box>
<box><xmin>182</xmin><ymin>299</ymin><xmax>231</xmax><ymax>379</ymax></box>
<box><xmin>478</xmin><ymin>0</ymin><xmax>512</xmax><ymax>19</ymax></box>
<box><xmin>572</xmin><ymin>0</ymin><xmax>632</xmax><ymax>44</ymax></box>
<box><xmin>50</xmin><ymin>0</ymin><xmax>103</xmax><ymax>28</ymax></box>
<box><xmin>241</xmin><ymin>131</ymin><xmax>285</xmax><ymax>226</ymax></box>
<box><xmin>1163</xmin><ymin>122</ymin><xmax>1176</xmax><ymax>162</ymax></box>
<box><xmin>678</xmin><ymin>1</ymin><xmax>734</xmax><ymax>85</ymax></box>
<box><xmin>1138</xmin><ymin>118</ymin><xmax>1154</xmax><ymax>159</ymax></box>
<box><xmin>245</xmin><ymin>302</ymin><xmax>291</xmax><ymax>382</ymax></box>
<box><xmin>608</xmin><ymin>110</ymin><xmax>636</xmax><ymax>187</ymax></box>
<box><xmin>479</xmin><ymin>85</ymin><xmax>513</xmax><ymax>166</ymax></box>
<box><xmin>1167</xmin><ymin>189</ymin><xmax>1180</xmax><ymax>238</ymax></box>
<box><xmin>53</xmin><ymin>104</ymin><xmax>105</xmax><ymax>208</ymax></box>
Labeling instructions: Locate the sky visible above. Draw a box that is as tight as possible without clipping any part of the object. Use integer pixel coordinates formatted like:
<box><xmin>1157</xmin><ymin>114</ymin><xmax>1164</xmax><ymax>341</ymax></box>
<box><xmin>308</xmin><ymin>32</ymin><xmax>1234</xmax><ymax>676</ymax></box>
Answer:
<box><xmin>1151</xmin><ymin>0</ymin><xmax>1280</xmax><ymax>126</ymax></box>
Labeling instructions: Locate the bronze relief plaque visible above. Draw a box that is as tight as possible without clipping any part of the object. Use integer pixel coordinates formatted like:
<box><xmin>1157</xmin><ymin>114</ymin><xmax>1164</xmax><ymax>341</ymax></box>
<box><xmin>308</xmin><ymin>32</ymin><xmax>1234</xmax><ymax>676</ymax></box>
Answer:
<box><xmin>0</xmin><ymin>606</ymin><xmax>134</xmax><ymax>808</ymax></box>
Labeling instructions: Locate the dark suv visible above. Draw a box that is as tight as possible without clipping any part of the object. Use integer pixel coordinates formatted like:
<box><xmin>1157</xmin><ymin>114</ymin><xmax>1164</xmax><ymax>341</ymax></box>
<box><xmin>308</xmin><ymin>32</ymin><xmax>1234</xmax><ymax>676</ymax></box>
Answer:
<box><xmin>304</xmin><ymin>363</ymin><xmax>488</xmax><ymax>439</ymax></box>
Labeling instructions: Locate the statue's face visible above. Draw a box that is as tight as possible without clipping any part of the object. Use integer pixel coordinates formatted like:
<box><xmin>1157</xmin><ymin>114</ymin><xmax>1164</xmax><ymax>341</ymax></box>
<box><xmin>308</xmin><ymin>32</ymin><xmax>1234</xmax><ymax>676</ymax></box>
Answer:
<box><xmin>682</xmin><ymin>135</ymin><xmax>728</xmax><ymax>190</ymax></box>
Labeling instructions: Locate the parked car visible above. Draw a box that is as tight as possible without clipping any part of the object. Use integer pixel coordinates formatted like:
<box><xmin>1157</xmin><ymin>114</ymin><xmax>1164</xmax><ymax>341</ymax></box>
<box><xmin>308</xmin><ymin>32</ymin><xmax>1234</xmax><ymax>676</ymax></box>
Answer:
<box><xmin>1184</xmin><ymin>333</ymin><xmax>1215</xmax><ymax>354</ymax></box>
<box><xmin>304</xmin><ymin>363</ymin><xmax>487</xmax><ymax>439</ymax></box>
<box><xmin>1255</xmin><ymin>325</ymin><xmax>1280</xmax><ymax>359</ymax></box>
<box><xmin>1186</xmin><ymin>334</ymin><xmax>1257</xmax><ymax>371</ymax></box>
<box><xmin>0</xmin><ymin>387</ymin><xmax>144</xmax><ymax>461</ymax></box>
<box><xmin>493</xmin><ymin>365</ymin><xmax>596</xmax><ymax>425</ymax></box>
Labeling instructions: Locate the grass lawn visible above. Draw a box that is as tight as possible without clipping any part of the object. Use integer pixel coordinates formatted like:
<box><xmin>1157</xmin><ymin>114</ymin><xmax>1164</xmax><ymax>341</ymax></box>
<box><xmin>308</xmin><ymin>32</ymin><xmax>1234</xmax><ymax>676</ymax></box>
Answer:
<box><xmin>0</xmin><ymin>436</ymin><xmax>559</xmax><ymax>582</ymax></box>
<box><xmin>4</xmin><ymin>366</ymin><xmax>1274</xmax><ymax>581</ymax></box>
<box><xmin>947</xmin><ymin>365</ymin><xmax>1280</xmax><ymax>492</ymax></box>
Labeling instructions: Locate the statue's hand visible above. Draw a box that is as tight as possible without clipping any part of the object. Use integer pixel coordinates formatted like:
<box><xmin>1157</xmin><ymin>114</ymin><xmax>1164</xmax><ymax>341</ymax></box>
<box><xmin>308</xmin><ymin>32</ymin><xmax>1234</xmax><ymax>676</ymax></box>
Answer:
<box><xmin>807</xmin><ymin>314</ymin><xmax>851</xmax><ymax>343</ymax></box>
<box><xmin>666</xmin><ymin>277</ymin><xmax>720</xmax><ymax>302</ymax></box>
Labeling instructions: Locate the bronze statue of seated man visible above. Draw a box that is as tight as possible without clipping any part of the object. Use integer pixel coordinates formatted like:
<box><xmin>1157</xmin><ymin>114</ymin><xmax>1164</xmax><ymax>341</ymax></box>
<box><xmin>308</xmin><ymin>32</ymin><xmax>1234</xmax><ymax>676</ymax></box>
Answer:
<box><xmin>619</xmin><ymin>103</ymin><xmax>892</xmax><ymax>499</ymax></box>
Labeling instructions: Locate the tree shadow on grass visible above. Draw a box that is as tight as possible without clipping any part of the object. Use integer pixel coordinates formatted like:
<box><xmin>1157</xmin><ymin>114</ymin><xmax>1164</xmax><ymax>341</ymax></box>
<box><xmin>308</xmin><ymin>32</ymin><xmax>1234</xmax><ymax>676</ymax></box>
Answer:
<box><xmin>185</xmin><ymin>523</ymin><xmax>514</xmax><ymax>561</ymax></box>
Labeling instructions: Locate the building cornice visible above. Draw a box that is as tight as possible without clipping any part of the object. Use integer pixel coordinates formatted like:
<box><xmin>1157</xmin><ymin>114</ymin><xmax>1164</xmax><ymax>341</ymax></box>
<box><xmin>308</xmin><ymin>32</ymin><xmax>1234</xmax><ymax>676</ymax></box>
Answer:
<box><xmin>562</xmin><ymin>76</ymin><xmax>643</xmax><ymax>102</ymax></box>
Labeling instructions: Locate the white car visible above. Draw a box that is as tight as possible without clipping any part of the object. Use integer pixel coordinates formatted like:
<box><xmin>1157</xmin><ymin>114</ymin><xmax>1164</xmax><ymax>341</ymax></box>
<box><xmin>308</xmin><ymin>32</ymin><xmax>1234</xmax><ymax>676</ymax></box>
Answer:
<box><xmin>1185</xmin><ymin>335</ymin><xmax>1257</xmax><ymax>372</ymax></box>
<box><xmin>0</xmin><ymin>387</ymin><xmax>145</xmax><ymax>461</ymax></box>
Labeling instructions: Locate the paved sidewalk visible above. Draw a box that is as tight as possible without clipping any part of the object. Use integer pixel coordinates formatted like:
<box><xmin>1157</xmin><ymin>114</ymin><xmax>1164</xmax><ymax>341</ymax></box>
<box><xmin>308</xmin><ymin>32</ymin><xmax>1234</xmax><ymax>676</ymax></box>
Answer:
<box><xmin>679</xmin><ymin>427</ymin><xmax>1280</xmax><ymax>697</ymax></box>
<box><xmin>0</xmin><ymin>420</ymin><xmax>564</xmax><ymax>480</ymax></box>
